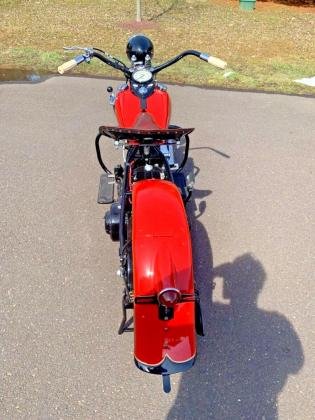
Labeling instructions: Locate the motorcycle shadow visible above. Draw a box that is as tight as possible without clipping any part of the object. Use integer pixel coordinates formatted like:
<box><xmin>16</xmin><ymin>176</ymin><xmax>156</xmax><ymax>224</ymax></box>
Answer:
<box><xmin>168</xmin><ymin>154</ymin><xmax>304</xmax><ymax>420</ymax></box>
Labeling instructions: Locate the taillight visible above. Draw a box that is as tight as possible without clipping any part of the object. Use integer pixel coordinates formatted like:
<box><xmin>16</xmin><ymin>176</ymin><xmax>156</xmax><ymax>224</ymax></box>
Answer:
<box><xmin>158</xmin><ymin>288</ymin><xmax>181</xmax><ymax>307</ymax></box>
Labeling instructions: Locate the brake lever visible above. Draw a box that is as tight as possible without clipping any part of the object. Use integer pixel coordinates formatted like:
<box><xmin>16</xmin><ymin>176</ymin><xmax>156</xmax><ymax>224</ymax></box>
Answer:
<box><xmin>62</xmin><ymin>46</ymin><xmax>93</xmax><ymax>64</ymax></box>
<box><xmin>63</xmin><ymin>46</ymin><xmax>91</xmax><ymax>52</ymax></box>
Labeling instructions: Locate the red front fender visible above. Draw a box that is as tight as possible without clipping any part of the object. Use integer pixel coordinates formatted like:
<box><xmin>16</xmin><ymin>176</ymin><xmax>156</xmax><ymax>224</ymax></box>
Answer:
<box><xmin>132</xmin><ymin>179</ymin><xmax>196</xmax><ymax>371</ymax></box>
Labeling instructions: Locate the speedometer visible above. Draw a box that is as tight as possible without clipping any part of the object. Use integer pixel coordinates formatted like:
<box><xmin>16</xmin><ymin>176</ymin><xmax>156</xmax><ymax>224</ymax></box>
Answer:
<box><xmin>132</xmin><ymin>69</ymin><xmax>153</xmax><ymax>83</ymax></box>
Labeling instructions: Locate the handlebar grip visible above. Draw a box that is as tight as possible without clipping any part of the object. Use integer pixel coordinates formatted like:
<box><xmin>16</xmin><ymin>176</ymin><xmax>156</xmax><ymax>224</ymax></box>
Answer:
<box><xmin>58</xmin><ymin>55</ymin><xmax>86</xmax><ymax>74</ymax></box>
<box><xmin>200</xmin><ymin>53</ymin><xmax>227</xmax><ymax>70</ymax></box>
<box><xmin>58</xmin><ymin>59</ymin><xmax>78</xmax><ymax>74</ymax></box>
<box><xmin>207</xmin><ymin>56</ymin><xmax>227</xmax><ymax>69</ymax></box>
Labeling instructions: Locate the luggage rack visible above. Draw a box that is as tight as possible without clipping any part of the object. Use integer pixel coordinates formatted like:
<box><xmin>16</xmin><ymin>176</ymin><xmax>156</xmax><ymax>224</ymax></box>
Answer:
<box><xmin>99</xmin><ymin>125</ymin><xmax>194</xmax><ymax>141</ymax></box>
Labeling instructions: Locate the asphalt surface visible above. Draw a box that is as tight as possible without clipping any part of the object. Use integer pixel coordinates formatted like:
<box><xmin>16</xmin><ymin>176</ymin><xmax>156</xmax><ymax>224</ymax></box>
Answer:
<box><xmin>0</xmin><ymin>77</ymin><xmax>314</xmax><ymax>419</ymax></box>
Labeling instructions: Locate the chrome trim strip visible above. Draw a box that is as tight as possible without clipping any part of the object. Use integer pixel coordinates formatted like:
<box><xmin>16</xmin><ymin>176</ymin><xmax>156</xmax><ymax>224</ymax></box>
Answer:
<box><xmin>135</xmin><ymin>351</ymin><xmax>196</xmax><ymax>367</ymax></box>
<box><xmin>135</xmin><ymin>354</ymin><xmax>196</xmax><ymax>375</ymax></box>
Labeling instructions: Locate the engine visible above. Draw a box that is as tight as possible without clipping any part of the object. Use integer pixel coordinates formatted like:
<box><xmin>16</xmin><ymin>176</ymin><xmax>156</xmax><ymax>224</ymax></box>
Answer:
<box><xmin>105</xmin><ymin>202</ymin><xmax>121</xmax><ymax>241</ymax></box>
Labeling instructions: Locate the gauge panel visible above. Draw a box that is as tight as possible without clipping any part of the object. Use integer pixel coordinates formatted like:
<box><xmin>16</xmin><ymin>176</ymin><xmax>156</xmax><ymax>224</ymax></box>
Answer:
<box><xmin>132</xmin><ymin>69</ymin><xmax>153</xmax><ymax>83</ymax></box>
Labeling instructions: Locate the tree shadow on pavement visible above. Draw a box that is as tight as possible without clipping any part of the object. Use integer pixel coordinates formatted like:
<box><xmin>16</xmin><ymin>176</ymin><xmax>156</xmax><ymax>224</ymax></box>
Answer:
<box><xmin>168</xmin><ymin>156</ymin><xmax>304</xmax><ymax>420</ymax></box>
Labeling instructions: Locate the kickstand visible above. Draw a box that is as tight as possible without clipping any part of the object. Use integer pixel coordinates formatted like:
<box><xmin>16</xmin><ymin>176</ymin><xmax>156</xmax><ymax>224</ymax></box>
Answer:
<box><xmin>195</xmin><ymin>289</ymin><xmax>205</xmax><ymax>337</ymax></box>
<box><xmin>118</xmin><ymin>292</ymin><xmax>134</xmax><ymax>335</ymax></box>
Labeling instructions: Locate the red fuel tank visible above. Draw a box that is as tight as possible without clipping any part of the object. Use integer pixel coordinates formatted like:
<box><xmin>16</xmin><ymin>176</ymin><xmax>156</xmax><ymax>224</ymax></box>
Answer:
<box><xmin>114</xmin><ymin>87</ymin><xmax>171</xmax><ymax>129</ymax></box>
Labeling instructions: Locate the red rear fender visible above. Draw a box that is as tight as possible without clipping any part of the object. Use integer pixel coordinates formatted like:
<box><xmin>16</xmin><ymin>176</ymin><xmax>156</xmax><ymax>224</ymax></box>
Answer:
<box><xmin>132</xmin><ymin>180</ymin><xmax>196</xmax><ymax>368</ymax></box>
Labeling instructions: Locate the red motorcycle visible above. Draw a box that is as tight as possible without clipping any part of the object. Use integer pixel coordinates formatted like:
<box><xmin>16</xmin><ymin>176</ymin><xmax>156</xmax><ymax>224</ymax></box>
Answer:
<box><xmin>58</xmin><ymin>35</ymin><xmax>226</xmax><ymax>392</ymax></box>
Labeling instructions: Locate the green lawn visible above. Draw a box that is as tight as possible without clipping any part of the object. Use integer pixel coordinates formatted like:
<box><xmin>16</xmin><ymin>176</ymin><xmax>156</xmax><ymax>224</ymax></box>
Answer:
<box><xmin>1</xmin><ymin>0</ymin><xmax>314</xmax><ymax>94</ymax></box>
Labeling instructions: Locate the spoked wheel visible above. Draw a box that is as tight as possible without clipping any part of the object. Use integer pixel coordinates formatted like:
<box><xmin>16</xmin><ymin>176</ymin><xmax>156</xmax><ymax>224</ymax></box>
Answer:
<box><xmin>118</xmin><ymin>241</ymin><xmax>133</xmax><ymax>335</ymax></box>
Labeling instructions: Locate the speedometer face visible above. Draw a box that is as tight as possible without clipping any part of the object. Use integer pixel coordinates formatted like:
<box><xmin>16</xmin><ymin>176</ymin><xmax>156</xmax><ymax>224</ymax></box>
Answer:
<box><xmin>132</xmin><ymin>69</ymin><xmax>152</xmax><ymax>83</ymax></box>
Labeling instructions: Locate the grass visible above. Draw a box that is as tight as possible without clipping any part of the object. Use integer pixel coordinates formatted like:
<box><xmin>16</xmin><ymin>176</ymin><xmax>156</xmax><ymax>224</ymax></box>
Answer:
<box><xmin>1</xmin><ymin>0</ymin><xmax>315</xmax><ymax>95</ymax></box>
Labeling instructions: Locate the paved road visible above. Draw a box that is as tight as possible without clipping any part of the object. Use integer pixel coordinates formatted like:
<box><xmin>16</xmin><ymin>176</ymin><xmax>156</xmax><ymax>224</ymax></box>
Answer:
<box><xmin>0</xmin><ymin>77</ymin><xmax>314</xmax><ymax>419</ymax></box>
